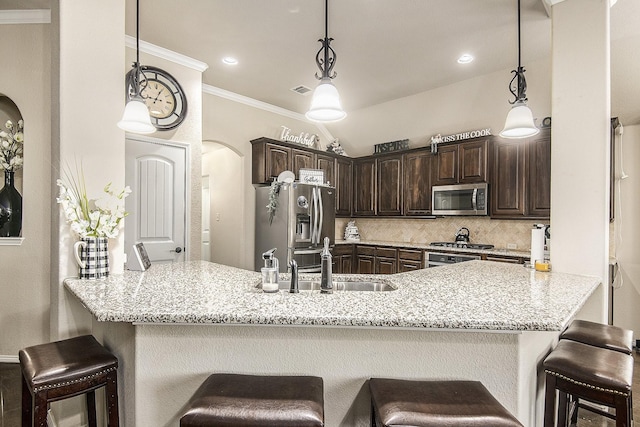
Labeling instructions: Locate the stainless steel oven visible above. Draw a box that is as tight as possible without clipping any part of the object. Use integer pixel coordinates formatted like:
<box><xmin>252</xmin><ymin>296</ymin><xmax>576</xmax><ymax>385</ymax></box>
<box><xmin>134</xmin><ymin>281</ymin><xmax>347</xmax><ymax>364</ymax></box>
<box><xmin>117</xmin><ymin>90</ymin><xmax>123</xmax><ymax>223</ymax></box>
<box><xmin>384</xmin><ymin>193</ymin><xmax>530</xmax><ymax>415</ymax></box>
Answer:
<box><xmin>425</xmin><ymin>251</ymin><xmax>481</xmax><ymax>268</ymax></box>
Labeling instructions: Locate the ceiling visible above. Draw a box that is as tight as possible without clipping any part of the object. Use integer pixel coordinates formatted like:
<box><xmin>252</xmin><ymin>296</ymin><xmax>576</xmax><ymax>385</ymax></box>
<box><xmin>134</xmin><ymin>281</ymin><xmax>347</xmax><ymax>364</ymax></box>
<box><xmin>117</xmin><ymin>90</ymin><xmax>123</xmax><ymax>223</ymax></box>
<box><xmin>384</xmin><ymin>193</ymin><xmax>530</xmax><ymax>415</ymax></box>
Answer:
<box><xmin>5</xmin><ymin>0</ymin><xmax>640</xmax><ymax>125</ymax></box>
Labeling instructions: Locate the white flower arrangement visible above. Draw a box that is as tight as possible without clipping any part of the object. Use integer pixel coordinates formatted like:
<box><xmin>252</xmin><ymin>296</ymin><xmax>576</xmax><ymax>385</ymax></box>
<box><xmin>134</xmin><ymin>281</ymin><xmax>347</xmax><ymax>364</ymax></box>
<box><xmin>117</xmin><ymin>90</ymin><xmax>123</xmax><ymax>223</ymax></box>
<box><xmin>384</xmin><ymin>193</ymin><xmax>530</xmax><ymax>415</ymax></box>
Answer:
<box><xmin>0</xmin><ymin>119</ymin><xmax>24</xmax><ymax>172</ymax></box>
<box><xmin>56</xmin><ymin>165</ymin><xmax>131</xmax><ymax>238</ymax></box>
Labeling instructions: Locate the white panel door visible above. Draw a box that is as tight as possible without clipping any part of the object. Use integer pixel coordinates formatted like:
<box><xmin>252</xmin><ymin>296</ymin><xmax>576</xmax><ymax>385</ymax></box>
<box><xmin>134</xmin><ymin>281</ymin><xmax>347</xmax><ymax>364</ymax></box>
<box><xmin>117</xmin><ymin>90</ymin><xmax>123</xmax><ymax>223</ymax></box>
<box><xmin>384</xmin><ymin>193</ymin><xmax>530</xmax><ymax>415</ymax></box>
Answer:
<box><xmin>125</xmin><ymin>139</ymin><xmax>186</xmax><ymax>264</ymax></box>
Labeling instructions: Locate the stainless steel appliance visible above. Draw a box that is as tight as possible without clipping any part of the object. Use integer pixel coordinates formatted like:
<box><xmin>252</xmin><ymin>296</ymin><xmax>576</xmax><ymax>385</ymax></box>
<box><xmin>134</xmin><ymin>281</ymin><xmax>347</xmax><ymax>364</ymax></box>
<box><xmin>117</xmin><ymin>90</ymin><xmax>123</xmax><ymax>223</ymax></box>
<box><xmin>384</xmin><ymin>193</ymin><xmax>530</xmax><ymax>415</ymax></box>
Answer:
<box><xmin>255</xmin><ymin>182</ymin><xmax>335</xmax><ymax>273</ymax></box>
<box><xmin>432</xmin><ymin>183</ymin><xmax>488</xmax><ymax>216</ymax></box>
<box><xmin>425</xmin><ymin>251</ymin><xmax>481</xmax><ymax>268</ymax></box>
<box><xmin>430</xmin><ymin>242</ymin><xmax>494</xmax><ymax>250</ymax></box>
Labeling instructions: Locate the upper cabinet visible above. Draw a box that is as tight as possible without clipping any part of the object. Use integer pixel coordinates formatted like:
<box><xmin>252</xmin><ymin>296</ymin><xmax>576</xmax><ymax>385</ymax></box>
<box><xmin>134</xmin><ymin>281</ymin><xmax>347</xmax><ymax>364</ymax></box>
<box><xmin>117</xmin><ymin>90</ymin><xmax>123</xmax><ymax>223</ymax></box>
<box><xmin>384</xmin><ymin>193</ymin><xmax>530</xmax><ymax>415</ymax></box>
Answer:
<box><xmin>403</xmin><ymin>149</ymin><xmax>432</xmax><ymax>216</ymax></box>
<box><xmin>353</xmin><ymin>158</ymin><xmax>376</xmax><ymax>216</ymax></box>
<box><xmin>335</xmin><ymin>157</ymin><xmax>353</xmax><ymax>217</ymax></box>
<box><xmin>376</xmin><ymin>154</ymin><xmax>403</xmax><ymax>216</ymax></box>
<box><xmin>433</xmin><ymin>139</ymin><xmax>488</xmax><ymax>186</ymax></box>
<box><xmin>251</xmin><ymin>138</ymin><xmax>344</xmax><ymax>185</ymax></box>
<box><xmin>490</xmin><ymin>129</ymin><xmax>551</xmax><ymax>219</ymax></box>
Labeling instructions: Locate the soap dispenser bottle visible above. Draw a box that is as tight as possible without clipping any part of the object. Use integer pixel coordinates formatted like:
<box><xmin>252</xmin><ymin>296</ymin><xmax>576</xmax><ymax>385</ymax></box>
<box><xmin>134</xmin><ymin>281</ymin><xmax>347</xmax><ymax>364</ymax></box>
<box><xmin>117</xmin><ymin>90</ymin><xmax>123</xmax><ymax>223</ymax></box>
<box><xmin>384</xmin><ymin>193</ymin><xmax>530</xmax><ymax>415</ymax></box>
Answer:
<box><xmin>261</xmin><ymin>248</ymin><xmax>279</xmax><ymax>293</ymax></box>
<box><xmin>320</xmin><ymin>237</ymin><xmax>333</xmax><ymax>294</ymax></box>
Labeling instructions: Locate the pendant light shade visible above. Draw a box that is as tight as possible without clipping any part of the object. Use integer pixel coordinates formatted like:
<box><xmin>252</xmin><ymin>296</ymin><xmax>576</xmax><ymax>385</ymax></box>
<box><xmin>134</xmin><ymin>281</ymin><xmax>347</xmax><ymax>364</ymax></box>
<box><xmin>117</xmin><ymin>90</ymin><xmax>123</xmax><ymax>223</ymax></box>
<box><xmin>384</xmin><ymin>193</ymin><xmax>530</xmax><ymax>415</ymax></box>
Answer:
<box><xmin>499</xmin><ymin>0</ymin><xmax>539</xmax><ymax>139</ymax></box>
<box><xmin>117</xmin><ymin>0</ymin><xmax>154</xmax><ymax>134</ymax></box>
<box><xmin>306</xmin><ymin>0</ymin><xmax>346</xmax><ymax>122</ymax></box>
<box><xmin>500</xmin><ymin>100</ymin><xmax>539</xmax><ymax>138</ymax></box>
<box><xmin>118</xmin><ymin>96</ymin><xmax>155</xmax><ymax>134</ymax></box>
<box><xmin>306</xmin><ymin>78</ymin><xmax>346</xmax><ymax>122</ymax></box>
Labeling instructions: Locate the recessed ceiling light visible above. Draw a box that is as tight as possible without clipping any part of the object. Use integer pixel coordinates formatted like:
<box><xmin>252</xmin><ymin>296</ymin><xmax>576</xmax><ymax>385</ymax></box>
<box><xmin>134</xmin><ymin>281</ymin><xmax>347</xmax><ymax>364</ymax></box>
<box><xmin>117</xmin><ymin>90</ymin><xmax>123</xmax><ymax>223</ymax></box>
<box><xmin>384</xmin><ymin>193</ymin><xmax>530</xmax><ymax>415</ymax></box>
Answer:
<box><xmin>457</xmin><ymin>54</ymin><xmax>474</xmax><ymax>64</ymax></box>
<box><xmin>222</xmin><ymin>57</ymin><xmax>238</xmax><ymax>65</ymax></box>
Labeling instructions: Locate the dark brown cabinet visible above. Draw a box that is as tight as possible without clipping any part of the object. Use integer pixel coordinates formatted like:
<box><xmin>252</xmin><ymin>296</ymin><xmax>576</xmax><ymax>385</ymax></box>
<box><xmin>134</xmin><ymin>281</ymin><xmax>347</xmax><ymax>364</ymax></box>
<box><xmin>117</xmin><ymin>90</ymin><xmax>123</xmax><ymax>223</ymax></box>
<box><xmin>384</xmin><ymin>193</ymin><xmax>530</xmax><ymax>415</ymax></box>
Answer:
<box><xmin>355</xmin><ymin>245</ymin><xmax>375</xmax><ymax>274</ymax></box>
<box><xmin>316</xmin><ymin>154</ymin><xmax>335</xmax><ymax>187</ymax></box>
<box><xmin>375</xmin><ymin>247</ymin><xmax>398</xmax><ymax>274</ymax></box>
<box><xmin>403</xmin><ymin>149</ymin><xmax>432</xmax><ymax>216</ymax></box>
<box><xmin>490</xmin><ymin>129</ymin><xmax>551</xmax><ymax>219</ymax></box>
<box><xmin>332</xmin><ymin>244</ymin><xmax>353</xmax><ymax>274</ymax></box>
<box><xmin>252</xmin><ymin>142</ymin><xmax>291</xmax><ymax>184</ymax></box>
<box><xmin>292</xmin><ymin>149</ymin><xmax>315</xmax><ymax>178</ymax></box>
<box><xmin>353</xmin><ymin>159</ymin><xmax>376</xmax><ymax>216</ymax></box>
<box><xmin>335</xmin><ymin>157</ymin><xmax>353</xmax><ymax>217</ymax></box>
<box><xmin>433</xmin><ymin>139</ymin><xmax>488</xmax><ymax>186</ymax></box>
<box><xmin>376</xmin><ymin>154</ymin><xmax>403</xmax><ymax>216</ymax></box>
<box><xmin>398</xmin><ymin>248</ymin><xmax>423</xmax><ymax>272</ymax></box>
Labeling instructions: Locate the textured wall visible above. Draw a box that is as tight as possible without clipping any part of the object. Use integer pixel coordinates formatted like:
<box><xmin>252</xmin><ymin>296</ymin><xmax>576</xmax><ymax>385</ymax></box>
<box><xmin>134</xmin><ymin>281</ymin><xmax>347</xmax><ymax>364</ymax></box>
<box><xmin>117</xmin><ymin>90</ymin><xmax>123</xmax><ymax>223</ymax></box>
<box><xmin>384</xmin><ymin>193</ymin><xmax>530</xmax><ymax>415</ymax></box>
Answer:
<box><xmin>336</xmin><ymin>217</ymin><xmax>541</xmax><ymax>251</ymax></box>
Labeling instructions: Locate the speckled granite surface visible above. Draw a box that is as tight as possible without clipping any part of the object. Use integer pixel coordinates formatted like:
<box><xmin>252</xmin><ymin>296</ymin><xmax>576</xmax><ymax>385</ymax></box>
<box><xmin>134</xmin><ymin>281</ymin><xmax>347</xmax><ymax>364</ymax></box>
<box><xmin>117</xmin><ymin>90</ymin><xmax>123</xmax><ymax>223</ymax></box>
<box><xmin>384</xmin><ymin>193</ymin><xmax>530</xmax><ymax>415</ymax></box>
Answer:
<box><xmin>64</xmin><ymin>260</ymin><xmax>600</xmax><ymax>331</ymax></box>
<box><xmin>335</xmin><ymin>239</ymin><xmax>531</xmax><ymax>258</ymax></box>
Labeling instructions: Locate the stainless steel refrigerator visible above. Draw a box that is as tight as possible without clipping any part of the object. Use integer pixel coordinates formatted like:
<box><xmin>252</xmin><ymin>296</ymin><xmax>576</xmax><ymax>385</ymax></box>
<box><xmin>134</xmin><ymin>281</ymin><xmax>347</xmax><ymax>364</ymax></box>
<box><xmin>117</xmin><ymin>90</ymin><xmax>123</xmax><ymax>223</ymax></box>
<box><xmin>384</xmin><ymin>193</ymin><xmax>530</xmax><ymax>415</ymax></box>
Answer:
<box><xmin>255</xmin><ymin>182</ymin><xmax>335</xmax><ymax>273</ymax></box>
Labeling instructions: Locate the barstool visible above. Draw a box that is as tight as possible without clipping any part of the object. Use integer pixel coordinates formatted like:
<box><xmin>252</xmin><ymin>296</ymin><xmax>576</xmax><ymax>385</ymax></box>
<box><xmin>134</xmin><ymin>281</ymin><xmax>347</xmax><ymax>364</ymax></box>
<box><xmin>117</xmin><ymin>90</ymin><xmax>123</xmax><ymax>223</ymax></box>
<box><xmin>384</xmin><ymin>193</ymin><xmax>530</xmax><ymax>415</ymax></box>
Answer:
<box><xmin>19</xmin><ymin>334</ymin><xmax>119</xmax><ymax>427</ymax></box>
<box><xmin>543</xmin><ymin>339</ymin><xmax>633</xmax><ymax>427</ymax></box>
<box><xmin>560</xmin><ymin>319</ymin><xmax>633</xmax><ymax>354</ymax></box>
<box><xmin>369</xmin><ymin>378</ymin><xmax>523</xmax><ymax>427</ymax></box>
<box><xmin>180</xmin><ymin>373</ymin><xmax>324</xmax><ymax>426</ymax></box>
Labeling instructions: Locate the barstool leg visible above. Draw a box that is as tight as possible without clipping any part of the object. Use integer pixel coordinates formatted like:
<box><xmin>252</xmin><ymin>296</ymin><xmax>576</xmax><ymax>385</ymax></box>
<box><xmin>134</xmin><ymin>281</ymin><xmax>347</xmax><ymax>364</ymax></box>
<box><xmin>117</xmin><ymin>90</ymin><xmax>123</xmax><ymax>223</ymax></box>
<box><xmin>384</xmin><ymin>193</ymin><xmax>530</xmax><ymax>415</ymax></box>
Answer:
<box><xmin>614</xmin><ymin>395</ymin><xmax>630</xmax><ymax>427</ymax></box>
<box><xmin>557</xmin><ymin>392</ymin><xmax>569</xmax><ymax>427</ymax></box>
<box><xmin>105</xmin><ymin>370</ymin><xmax>119</xmax><ymax>427</ymax></box>
<box><xmin>33</xmin><ymin>392</ymin><xmax>48</xmax><ymax>427</ymax></box>
<box><xmin>544</xmin><ymin>374</ymin><xmax>557</xmax><ymax>427</ymax></box>
<box><xmin>86</xmin><ymin>390</ymin><xmax>97</xmax><ymax>427</ymax></box>
<box><xmin>21</xmin><ymin>374</ymin><xmax>32</xmax><ymax>427</ymax></box>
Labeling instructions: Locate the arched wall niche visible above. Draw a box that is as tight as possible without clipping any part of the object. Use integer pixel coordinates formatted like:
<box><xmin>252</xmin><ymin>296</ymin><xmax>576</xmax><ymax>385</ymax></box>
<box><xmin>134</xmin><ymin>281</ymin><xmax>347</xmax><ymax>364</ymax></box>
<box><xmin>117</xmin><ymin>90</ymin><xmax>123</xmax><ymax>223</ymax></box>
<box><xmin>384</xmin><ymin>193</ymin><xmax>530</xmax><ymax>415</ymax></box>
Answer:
<box><xmin>0</xmin><ymin>95</ymin><xmax>24</xmax><ymax>238</ymax></box>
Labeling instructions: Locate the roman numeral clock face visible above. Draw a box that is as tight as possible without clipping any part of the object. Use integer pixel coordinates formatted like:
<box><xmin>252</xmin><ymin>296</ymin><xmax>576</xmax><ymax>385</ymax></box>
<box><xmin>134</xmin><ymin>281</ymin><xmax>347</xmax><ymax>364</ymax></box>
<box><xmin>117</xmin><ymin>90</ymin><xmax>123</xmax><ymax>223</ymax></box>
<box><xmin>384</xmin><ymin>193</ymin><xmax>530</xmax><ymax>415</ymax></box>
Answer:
<box><xmin>126</xmin><ymin>65</ymin><xmax>188</xmax><ymax>131</ymax></box>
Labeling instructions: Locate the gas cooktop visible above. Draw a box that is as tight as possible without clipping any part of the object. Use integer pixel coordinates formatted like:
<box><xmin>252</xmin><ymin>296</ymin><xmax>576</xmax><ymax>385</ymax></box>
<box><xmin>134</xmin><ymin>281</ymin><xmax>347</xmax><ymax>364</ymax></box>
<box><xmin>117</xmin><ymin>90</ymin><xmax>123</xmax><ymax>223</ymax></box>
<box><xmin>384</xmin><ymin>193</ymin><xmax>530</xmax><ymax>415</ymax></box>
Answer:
<box><xmin>430</xmin><ymin>242</ymin><xmax>495</xmax><ymax>250</ymax></box>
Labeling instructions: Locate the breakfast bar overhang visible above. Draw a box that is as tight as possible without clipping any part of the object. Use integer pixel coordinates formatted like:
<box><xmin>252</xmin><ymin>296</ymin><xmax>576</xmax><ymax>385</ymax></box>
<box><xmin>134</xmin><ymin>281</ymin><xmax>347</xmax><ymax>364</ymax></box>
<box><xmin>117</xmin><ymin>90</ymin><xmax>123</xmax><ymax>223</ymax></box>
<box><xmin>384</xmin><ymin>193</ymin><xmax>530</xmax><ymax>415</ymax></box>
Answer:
<box><xmin>65</xmin><ymin>260</ymin><xmax>602</xmax><ymax>427</ymax></box>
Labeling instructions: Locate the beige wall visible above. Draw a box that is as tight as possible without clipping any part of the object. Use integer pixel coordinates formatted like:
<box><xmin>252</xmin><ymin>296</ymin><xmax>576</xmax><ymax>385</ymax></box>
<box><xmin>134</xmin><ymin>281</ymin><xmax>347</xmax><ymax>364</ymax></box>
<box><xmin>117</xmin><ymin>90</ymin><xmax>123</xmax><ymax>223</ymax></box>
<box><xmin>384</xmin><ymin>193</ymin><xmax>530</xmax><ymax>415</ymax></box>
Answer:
<box><xmin>0</xmin><ymin>23</ymin><xmax>51</xmax><ymax>357</ymax></box>
<box><xmin>612</xmin><ymin>124</ymin><xmax>640</xmax><ymax>337</ymax></box>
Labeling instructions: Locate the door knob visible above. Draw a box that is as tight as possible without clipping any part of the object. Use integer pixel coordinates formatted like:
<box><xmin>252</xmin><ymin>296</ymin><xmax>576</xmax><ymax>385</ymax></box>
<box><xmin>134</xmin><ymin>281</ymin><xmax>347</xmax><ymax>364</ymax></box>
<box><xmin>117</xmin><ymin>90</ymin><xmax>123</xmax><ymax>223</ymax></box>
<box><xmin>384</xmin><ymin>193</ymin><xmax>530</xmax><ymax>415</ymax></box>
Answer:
<box><xmin>171</xmin><ymin>247</ymin><xmax>183</xmax><ymax>253</ymax></box>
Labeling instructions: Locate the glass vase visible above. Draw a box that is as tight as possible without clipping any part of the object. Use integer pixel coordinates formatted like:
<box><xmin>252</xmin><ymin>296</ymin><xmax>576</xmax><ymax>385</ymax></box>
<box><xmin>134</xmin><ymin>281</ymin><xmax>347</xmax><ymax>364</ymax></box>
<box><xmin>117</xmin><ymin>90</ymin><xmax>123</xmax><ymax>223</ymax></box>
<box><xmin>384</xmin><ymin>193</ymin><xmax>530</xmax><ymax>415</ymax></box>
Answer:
<box><xmin>0</xmin><ymin>170</ymin><xmax>22</xmax><ymax>237</ymax></box>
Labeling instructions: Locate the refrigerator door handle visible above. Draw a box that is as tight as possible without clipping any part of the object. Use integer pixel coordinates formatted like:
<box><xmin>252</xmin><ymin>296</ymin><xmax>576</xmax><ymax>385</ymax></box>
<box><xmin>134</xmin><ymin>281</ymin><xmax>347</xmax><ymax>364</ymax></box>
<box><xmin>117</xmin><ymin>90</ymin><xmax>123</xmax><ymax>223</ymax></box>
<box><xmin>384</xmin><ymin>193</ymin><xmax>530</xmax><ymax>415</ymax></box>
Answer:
<box><xmin>313</xmin><ymin>187</ymin><xmax>320</xmax><ymax>245</ymax></box>
<box><xmin>317</xmin><ymin>186</ymin><xmax>324</xmax><ymax>244</ymax></box>
<box><xmin>309</xmin><ymin>187</ymin><xmax>316</xmax><ymax>245</ymax></box>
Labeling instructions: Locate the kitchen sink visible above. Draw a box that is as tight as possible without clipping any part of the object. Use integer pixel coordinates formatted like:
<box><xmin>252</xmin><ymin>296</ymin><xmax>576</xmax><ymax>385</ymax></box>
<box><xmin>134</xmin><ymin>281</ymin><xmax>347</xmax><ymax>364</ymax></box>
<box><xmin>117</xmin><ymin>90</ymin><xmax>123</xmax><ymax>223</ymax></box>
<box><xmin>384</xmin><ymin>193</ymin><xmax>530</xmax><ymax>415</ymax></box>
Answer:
<box><xmin>275</xmin><ymin>280</ymin><xmax>397</xmax><ymax>292</ymax></box>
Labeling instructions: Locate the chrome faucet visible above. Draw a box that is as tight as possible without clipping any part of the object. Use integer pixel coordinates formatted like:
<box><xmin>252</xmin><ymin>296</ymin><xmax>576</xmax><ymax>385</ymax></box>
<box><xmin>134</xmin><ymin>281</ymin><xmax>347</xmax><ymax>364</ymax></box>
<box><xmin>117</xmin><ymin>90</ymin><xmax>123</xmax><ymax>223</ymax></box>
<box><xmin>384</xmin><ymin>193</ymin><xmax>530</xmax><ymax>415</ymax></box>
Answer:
<box><xmin>289</xmin><ymin>259</ymin><xmax>299</xmax><ymax>293</ymax></box>
<box><xmin>320</xmin><ymin>237</ymin><xmax>333</xmax><ymax>294</ymax></box>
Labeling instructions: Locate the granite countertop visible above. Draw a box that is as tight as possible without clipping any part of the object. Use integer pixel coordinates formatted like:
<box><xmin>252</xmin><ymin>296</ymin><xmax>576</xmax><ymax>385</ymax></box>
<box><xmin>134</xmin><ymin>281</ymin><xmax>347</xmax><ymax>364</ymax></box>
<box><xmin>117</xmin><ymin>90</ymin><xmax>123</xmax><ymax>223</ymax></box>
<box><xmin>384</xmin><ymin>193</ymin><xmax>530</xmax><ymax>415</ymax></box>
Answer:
<box><xmin>335</xmin><ymin>239</ymin><xmax>531</xmax><ymax>258</ymax></box>
<box><xmin>64</xmin><ymin>260</ymin><xmax>600</xmax><ymax>331</ymax></box>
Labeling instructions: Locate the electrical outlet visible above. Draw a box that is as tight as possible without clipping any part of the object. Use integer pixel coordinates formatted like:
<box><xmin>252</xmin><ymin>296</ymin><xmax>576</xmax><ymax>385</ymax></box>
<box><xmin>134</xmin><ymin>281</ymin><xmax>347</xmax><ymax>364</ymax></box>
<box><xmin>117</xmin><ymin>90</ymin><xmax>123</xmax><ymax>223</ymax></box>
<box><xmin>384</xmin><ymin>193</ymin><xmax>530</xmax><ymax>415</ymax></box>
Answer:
<box><xmin>216</xmin><ymin>213</ymin><xmax>221</xmax><ymax>222</ymax></box>
<box><xmin>507</xmin><ymin>243</ymin><xmax>517</xmax><ymax>250</ymax></box>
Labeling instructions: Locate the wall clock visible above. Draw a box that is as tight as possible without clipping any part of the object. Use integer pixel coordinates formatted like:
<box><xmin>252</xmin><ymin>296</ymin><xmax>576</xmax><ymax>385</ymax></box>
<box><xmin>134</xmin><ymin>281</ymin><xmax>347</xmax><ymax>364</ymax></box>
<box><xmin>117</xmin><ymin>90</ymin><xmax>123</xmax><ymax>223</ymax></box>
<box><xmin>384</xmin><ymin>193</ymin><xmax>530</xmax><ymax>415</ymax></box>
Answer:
<box><xmin>126</xmin><ymin>65</ymin><xmax>188</xmax><ymax>131</ymax></box>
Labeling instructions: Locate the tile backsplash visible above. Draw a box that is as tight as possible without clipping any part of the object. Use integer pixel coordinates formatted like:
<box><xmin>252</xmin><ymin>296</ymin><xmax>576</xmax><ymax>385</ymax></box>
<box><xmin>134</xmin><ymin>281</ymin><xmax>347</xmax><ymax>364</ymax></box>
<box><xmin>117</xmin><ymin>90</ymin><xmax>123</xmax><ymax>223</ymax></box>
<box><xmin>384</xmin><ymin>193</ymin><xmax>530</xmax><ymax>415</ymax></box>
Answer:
<box><xmin>336</xmin><ymin>217</ymin><xmax>544</xmax><ymax>251</ymax></box>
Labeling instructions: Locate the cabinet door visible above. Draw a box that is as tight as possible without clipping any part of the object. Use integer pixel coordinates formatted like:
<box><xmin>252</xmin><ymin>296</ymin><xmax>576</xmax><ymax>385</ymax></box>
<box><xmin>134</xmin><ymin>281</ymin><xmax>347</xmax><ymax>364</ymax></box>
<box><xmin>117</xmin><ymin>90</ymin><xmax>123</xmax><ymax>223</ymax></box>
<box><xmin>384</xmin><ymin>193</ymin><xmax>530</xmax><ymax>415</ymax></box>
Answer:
<box><xmin>340</xmin><ymin>255</ymin><xmax>353</xmax><ymax>274</ymax></box>
<box><xmin>403</xmin><ymin>150</ymin><xmax>432</xmax><ymax>215</ymax></box>
<box><xmin>377</xmin><ymin>155</ymin><xmax>403</xmax><ymax>216</ymax></box>
<box><xmin>459</xmin><ymin>140</ymin><xmax>487</xmax><ymax>183</ymax></box>
<box><xmin>353</xmin><ymin>159</ymin><xmax>376</xmax><ymax>216</ymax></box>
<box><xmin>357</xmin><ymin>255</ymin><xmax>374</xmax><ymax>274</ymax></box>
<box><xmin>335</xmin><ymin>157</ymin><xmax>353</xmax><ymax>216</ymax></box>
<box><xmin>527</xmin><ymin>133</ymin><xmax>551</xmax><ymax>218</ymax></box>
<box><xmin>432</xmin><ymin>144</ymin><xmax>458</xmax><ymax>186</ymax></box>
<box><xmin>316</xmin><ymin>154</ymin><xmax>335</xmax><ymax>186</ymax></box>
<box><xmin>491</xmin><ymin>139</ymin><xmax>526</xmax><ymax>218</ymax></box>
<box><xmin>292</xmin><ymin>149</ymin><xmax>315</xmax><ymax>179</ymax></box>
<box><xmin>375</xmin><ymin>257</ymin><xmax>397</xmax><ymax>274</ymax></box>
<box><xmin>264</xmin><ymin>143</ymin><xmax>291</xmax><ymax>183</ymax></box>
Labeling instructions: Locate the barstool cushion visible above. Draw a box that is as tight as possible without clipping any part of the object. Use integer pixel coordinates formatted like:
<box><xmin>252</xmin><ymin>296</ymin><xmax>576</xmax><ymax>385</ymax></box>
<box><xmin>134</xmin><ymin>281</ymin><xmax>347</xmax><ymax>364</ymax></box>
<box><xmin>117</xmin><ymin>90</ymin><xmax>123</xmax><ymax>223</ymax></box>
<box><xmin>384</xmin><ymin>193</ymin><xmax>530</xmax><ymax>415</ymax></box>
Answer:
<box><xmin>543</xmin><ymin>339</ymin><xmax>633</xmax><ymax>396</ymax></box>
<box><xmin>560</xmin><ymin>319</ymin><xmax>634</xmax><ymax>354</ymax></box>
<box><xmin>180</xmin><ymin>373</ymin><xmax>324</xmax><ymax>427</ymax></box>
<box><xmin>19</xmin><ymin>335</ymin><xmax>118</xmax><ymax>392</ymax></box>
<box><xmin>369</xmin><ymin>379</ymin><xmax>523</xmax><ymax>427</ymax></box>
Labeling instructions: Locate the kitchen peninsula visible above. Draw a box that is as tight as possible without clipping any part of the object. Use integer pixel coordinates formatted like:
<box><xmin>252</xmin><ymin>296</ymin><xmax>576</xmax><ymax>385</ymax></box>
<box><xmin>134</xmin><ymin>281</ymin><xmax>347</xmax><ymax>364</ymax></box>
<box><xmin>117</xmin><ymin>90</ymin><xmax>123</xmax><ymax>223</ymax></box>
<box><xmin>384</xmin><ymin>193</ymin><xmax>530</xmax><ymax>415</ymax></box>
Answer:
<box><xmin>65</xmin><ymin>260</ymin><xmax>601</xmax><ymax>427</ymax></box>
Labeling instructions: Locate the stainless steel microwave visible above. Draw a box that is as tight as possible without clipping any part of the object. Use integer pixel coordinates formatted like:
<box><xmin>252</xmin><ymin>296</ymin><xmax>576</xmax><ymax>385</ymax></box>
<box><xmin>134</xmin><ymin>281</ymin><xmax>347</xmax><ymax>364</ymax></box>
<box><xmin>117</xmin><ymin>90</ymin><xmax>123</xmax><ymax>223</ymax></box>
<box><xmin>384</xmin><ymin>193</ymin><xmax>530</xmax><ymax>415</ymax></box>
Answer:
<box><xmin>432</xmin><ymin>183</ymin><xmax>488</xmax><ymax>216</ymax></box>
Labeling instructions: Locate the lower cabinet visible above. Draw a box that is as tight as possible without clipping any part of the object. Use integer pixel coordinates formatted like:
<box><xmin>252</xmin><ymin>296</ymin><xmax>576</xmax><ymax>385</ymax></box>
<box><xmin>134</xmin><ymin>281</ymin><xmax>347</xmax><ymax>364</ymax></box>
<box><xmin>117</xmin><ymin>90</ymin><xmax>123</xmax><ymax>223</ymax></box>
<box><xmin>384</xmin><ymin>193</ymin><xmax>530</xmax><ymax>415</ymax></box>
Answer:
<box><xmin>398</xmin><ymin>249</ymin><xmax>424</xmax><ymax>272</ymax></box>
<box><xmin>375</xmin><ymin>247</ymin><xmax>398</xmax><ymax>274</ymax></box>
<box><xmin>332</xmin><ymin>244</ymin><xmax>354</xmax><ymax>274</ymax></box>
<box><xmin>355</xmin><ymin>245</ymin><xmax>375</xmax><ymax>274</ymax></box>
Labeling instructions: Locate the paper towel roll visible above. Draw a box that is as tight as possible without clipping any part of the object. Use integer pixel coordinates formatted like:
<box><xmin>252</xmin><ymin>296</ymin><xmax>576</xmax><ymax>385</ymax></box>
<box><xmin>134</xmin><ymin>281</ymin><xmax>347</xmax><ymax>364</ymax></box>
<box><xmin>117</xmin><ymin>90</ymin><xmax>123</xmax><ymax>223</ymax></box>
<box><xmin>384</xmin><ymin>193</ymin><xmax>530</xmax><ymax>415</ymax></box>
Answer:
<box><xmin>530</xmin><ymin>228</ymin><xmax>545</xmax><ymax>265</ymax></box>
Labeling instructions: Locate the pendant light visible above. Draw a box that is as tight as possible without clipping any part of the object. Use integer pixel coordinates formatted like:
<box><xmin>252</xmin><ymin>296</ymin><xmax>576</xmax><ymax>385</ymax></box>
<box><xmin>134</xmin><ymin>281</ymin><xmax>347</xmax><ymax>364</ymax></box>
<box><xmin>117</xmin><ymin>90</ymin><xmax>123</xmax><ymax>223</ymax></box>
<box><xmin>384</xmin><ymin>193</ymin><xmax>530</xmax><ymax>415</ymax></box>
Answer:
<box><xmin>305</xmin><ymin>0</ymin><xmax>346</xmax><ymax>122</ymax></box>
<box><xmin>117</xmin><ymin>0</ymin><xmax>155</xmax><ymax>134</ymax></box>
<box><xmin>499</xmin><ymin>0</ymin><xmax>539</xmax><ymax>139</ymax></box>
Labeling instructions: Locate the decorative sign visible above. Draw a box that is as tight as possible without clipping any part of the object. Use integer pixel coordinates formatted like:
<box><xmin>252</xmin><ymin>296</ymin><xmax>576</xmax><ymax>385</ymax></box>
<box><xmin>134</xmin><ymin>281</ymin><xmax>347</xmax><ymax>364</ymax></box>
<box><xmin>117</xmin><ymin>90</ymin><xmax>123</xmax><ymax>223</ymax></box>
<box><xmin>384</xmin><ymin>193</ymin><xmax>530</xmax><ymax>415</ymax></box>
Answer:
<box><xmin>438</xmin><ymin>128</ymin><xmax>492</xmax><ymax>143</ymax></box>
<box><xmin>374</xmin><ymin>139</ymin><xmax>409</xmax><ymax>154</ymax></box>
<box><xmin>299</xmin><ymin>168</ymin><xmax>325</xmax><ymax>185</ymax></box>
<box><xmin>280</xmin><ymin>126</ymin><xmax>318</xmax><ymax>147</ymax></box>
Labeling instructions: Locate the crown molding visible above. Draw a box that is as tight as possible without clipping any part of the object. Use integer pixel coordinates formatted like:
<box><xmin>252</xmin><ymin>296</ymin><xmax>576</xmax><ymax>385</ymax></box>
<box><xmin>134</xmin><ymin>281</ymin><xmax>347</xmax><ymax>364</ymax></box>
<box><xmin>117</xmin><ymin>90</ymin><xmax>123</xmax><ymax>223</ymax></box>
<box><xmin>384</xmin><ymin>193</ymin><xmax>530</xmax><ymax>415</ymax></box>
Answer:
<box><xmin>0</xmin><ymin>9</ymin><xmax>50</xmax><ymax>24</ymax></box>
<box><xmin>125</xmin><ymin>35</ymin><xmax>208</xmax><ymax>72</ymax></box>
<box><xmin>202</xmin><ymin>84</ymin><xmax>334</xmax><ymax>142</ymax></box>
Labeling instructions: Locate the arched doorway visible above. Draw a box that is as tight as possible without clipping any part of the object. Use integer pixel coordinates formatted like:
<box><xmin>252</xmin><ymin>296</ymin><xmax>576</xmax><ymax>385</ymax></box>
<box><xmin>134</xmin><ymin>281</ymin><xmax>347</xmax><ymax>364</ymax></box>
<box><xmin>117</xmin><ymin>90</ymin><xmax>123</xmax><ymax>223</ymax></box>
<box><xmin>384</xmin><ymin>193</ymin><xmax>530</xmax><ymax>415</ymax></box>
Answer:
<box><xmin>202</xmin><ymin>141</ymin><xmax>245</xmax><ymax>268</ymax></box>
